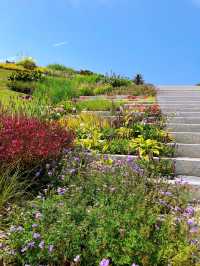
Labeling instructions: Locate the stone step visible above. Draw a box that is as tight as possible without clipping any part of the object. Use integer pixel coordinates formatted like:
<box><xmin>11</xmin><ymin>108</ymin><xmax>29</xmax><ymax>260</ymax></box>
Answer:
<box><xmin>162</xmin><ymin>108</ymin><xmax>200</xmax><ymax>113</ymax></box>
<box><xmin>157</xmin><ymin>86</ymin><xmax>200</xmax><ymax>91</ymax></box>
<box><xmin>167</xmin><ymin>123</ymin><xmax>200</xmax><ymax>132</ymax></box>
<box><xmin>159</xmin><ymin>100</ymin><xmax>200</xmax><ymax>106</ymax></box>
<box><xmin>170</xmin><ymin>132</ymin><xmax>200</xmax><ymax>144</ymax></box>
<box><xmin>165</xmin><ymin>112</ymin><xmax>200</xmax><ymax>117</ymax></box>
<box><xmin>157</xmin><ymin>96</ymin><xmax>200</xmax><ymax>102</ymax></box>
<box><xmin>168</xmin><ymin>117</ymin><xmax>200</xmax><ymax>124</ymax></box>
<box><xmin>175</xmin><ymin>157</ymin><xmax>200</xmax><ymax>176</ymax></box>
<box><xmin>174</xmin><ymin>143</ymin><xmax>200</xmax><ymax>157</ymax></box>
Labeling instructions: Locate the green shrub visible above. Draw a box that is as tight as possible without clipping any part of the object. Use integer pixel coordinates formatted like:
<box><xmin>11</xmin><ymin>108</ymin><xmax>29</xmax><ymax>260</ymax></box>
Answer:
<box><xmin>7</xmin><ymin>81</ymin><xmax>37</xmax><ymax>94</ymax></box>
<box><xmin>47</xmin><ymin>64</ymin><xmax>76</xmax><ymax>74</ymax></box>
<box><xmin>79</xmin><ymin>84</ymin><xmax>95</xmax><ymax>96</ymax></box>
<box><xmin>103</xmin><ymin>73</ymin><xmax>132</xmax><ymax>87</ymax></box>
<box><xmin>76</xmin><ymin>99</ymin><xmax>120</xmax><ymax>111</ymax></box>
<box><xmin>8</xmin><ymin>70</ymin><xmax>43</xmax><ymax>82</ymax></box>
<box><xmin>2</xmin><ymin>162</ymin><xmax>199</xmax><ymax>265</ymax></box>
<box><xmin>34</xmin><ymin>77</ymin><xmax>79</xmax><ymax>104</ymax></box>
<box><xmin>93</xmin><ymin>84</ymin><xmax>113</xmax><ymax>95</ymax></box>
<box><xmin>16</xmin><ymin>57</ymin><xmax>37</xmax><ymax>70</ymax></box>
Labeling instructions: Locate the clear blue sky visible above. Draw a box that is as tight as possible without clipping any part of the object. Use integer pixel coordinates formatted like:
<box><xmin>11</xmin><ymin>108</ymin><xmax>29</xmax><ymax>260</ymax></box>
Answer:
<box><xmin>0</xmin><ymin>0</ymin><xmax>200</xmax><ymax>84</ymax></box>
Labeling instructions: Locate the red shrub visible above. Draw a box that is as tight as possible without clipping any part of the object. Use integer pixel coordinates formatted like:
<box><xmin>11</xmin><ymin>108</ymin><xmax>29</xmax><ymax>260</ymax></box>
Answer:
<box><xmin>0</xmin><ymin>115</ymin><xmax>74</xmax><ymax>166</ymax></box>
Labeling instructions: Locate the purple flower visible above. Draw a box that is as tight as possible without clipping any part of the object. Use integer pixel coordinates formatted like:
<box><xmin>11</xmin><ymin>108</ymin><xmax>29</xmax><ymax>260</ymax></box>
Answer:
<box><xmin>132</xmin><ymin>264</ymin><xmax>139</xmax><ymax>266</ymax></box>
<box><xmin>190</xmin><ymin>226</ymin><xmax>199</xmax><ymax>233</ymax></box>
<box><xmin>39</xmin><ymin>240</ymin><xmax>45</xmax><ymax>249</ymax></box>
<box><xmin>48</xmin><ymin>244</ymin><xmax>54</xmax><ymax>253</ymax></box>
<box><xmin>27</xmin><ymin>241</ymin><xmax>35</xmax><ymax>249</ymax></box>
<box><xmin>161</xmin><ymin>191</ymin><xmax>172</xmax><ymax>196</ymax></box>
<box><xmin>187</xmin><ymin>218</ymin><xmax>195</xmax><ymax>226</ymax></box>
<box><xmin>57</xmin><ymin>187</ymin><xmax>67</xmax><ymax>195</ymax></box>
<box><xmin>100</xmin><ymin>258</ymin><xmax>110</xmax><ymax>266</ymax></box>
<box><xmin>185</xmin><ymin>206</ymin><xmax>195</xmax><ymax>216</ymax></box>
<box><xmin>33</xmin><ymin>232</ymin><xmax>41</xmax><ymax>239</ymax></box>
<box><xmin>35</xmin><ymin>171</ymin><xmax>41</xmax><ymax>177</ymax></box>
<box><xmin>17</xmin><ymin>226</ymin><xmax>24</xmax><ymax>232</ymax></box>
<box><xmin>21</xmin><ymin>246</ymin><xmax>28</xmax><ymax>253</ymax></box>
<box><xmin>10</xmin><ymin>226</ymin><xmax>16</xmax><ymax>232</ymax></box>
<box><xmin>32</xmin><ymin>223</ymin><xmax>38</xmax><ymax>228</ymax></box>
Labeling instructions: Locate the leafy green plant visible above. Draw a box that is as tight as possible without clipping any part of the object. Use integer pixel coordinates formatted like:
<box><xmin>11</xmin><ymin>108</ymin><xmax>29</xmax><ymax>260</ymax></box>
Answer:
<box><xmin>16</xmin><ymin>57</ymin><xmax>37</xmax><ymax>70</ymax></box>
<box><xmin>47</xmin><ymin>64</ymin><xmax>76</xmax><ymax>74</ymax></box>
<box><xmin>2</xmin><ymin>161</ymin><xmax>199</xmax><ymax>265</ymax></box>
<box><xmin>7</xmin><ymin>81</ymin><xmax>37</xmax><ymax>94</ymax></box>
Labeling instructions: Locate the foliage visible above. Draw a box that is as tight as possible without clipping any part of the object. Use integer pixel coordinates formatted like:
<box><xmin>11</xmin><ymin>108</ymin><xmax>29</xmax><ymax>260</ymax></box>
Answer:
<box><xmin>47</xmin><ymin>64</ymin><xmax>76</xmax><ymax>74</ymax></box>
<box><xmin>0</xmin><ymin>114</ymin><xmax>74</xmax><ymax>167</ymax></box>
<box><xmin>33</xmin><ymin>77</ymin><xmax>79</xmax><ymax>104</ymax></box>
<box><xmin>8</xmin><ymin>70</ymin><xmax>43</xmax><ymax>82</ymax></box>
<box><xmin>75</xmin><ymin>99</ymin><xmax>121</xmax><ymax>112</ymax></box>
<box><xmin>133</xmin><ymin>74</ymin><xmax>144</xmax><ymax>85</ymax></box>
<box><xmin>102</xmin><ymin>73</ymin><xmax>132</xmax><ymax>87</ymax></box>
<box><xmin>7</xmin><ymin>81</ymin><xmax>37</xmax><ymax>94</ymax></box>
<box><xmin>79</xmin><ymin>84</ymin><xmax>95</xmax><ymax>96</ymax></box>
<box><xmin>93</xmin><ymin>84</ymin><xmax>113</xmax><ymax>95</ymax></box>
<box><xmin>0</xmin><ymin>167</ymin><xmax>28</xmax><ymax>217</ymax></box>
<box><xmin>16</xmin><ymin>57</ymin><xmax>37</xmax><ymax>70</ymax></box>
<box><xmin>2</xmin><ymin>158</ymin><xmax>200</xmax><ymax>265</ymax></box>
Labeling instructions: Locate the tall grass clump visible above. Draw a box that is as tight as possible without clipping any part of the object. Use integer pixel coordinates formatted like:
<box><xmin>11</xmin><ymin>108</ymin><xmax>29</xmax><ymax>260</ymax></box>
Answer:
<box><xmin>34</xmin><ymin>77</ymin><xmax>79</xmax><ymax>105</ymax></box>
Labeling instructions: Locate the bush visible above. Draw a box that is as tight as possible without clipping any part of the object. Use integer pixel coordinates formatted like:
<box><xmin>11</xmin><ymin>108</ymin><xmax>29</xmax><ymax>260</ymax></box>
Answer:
<box><xmin>34</xmin><ymin>77</ymin><xmax>79</xmax><ymax>104</ymax></box>
<box><xmin>75</xmin><ymin>99</ymin><xmax>120</xmax><ymax>111</ymax></box>
<box><xmin>8</xmin><ymin>70</ymin><xmax>43</xmax><ymax>82</ymax></box>
<box><xmin>2</xmin><ymin>158</ymin><xmax>199</xmax><ymax>265</ymax></box>
<box><xmin>93</xmin><ymin>84</ymin><xmax>113</xmax><ymax>95</ymax></box>
<box><xmin>16</xmin><ymin>57</ymin><xmax>37</xmax><ymax>70</ymax></box>
<box><xmin>103</xmin><ymin>73</ymin><xmax>132</xmax><ymax>88</ymax></box>
<box><xmin>47</xmin><ymin>64</ymin><xmax>76</xmax><ymax>74</ymax></box>
<box><xmin>79</xmin><ymin>84</ymin><xmax>95</xmax><ymax>96</ymax></box>
<box><xmin>7</xmin><ymin>81</ymin><xmax>37</xmax><ymax>94</ymax></box>
<box><xmin>0</xmin><ymin>115</ymin><xmax>74</xmax><ymax>167</ymax></box>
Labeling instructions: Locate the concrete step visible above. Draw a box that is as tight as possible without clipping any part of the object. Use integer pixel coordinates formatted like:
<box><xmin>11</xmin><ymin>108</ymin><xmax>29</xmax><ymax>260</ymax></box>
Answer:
<box><xmin>175</xmin><ymin>157</ymin><xmax>200</xmax><ymax>176</ymax></box>
<box><xmin>157</xmin><ymin>97</ymin><xmax>200</xmax><ymax>102</ymax></box>
<box><xmin>157</xmin><ymin>86</ymin><xmax>200</xmax><ymax>91</ymax></box>
<box><xmin>174</xmin><ymin>143</ymin><xmax>200</xmax><ymax>157</ymax></box>
<box><xmin>161</xmin><ymin>107</ymin><xmax>200</xmax><ymax>112</ymax></box>
<box><xmin>170</xmin><ymin>132</ymin><xmax>200</xmax><ymax>144</ymax></box>
<box><xmin>165</xmin><ymin>112</ymin><xmax>200</xmax><ymax>117</ymax></box>
<box><xmin>167</xmin><ymin>123</ymin><xmax>200</xmax><ymax>132</ymax></box>
<box><xmin>168</xmin><ymin>117</ymin><xmax>200</xmax><ymax>124</ymax></box>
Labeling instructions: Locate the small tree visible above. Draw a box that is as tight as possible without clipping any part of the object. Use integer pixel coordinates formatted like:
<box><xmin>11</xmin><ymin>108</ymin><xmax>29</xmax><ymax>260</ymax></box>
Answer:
<box><xmin>16</xmin><ymin>57</ymin><xmax>37</xmax><ymax>70</ymax></box>
<box><xmin>133</xmin><ymin>73</ymin><xmax>144</xmax><ymax>85</ymax></box>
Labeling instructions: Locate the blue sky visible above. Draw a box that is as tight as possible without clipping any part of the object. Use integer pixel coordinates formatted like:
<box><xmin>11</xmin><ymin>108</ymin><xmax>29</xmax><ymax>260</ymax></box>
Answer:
<box><xmin>0</xmin><ymin>0</ymin><xmax>200</xmax><ymax>84</ymax></box>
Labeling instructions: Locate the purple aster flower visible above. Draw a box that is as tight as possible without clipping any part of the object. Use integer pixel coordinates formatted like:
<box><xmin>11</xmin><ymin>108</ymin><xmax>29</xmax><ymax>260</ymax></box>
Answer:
<box><xmin>32</xmin><ymin>223</ymin><xmax>38</xmax><ymax>228</ymax></box>
<box><xmin>57</xmin><ymin>187</ymin><xmax>67</xmax><ymax>195</ymax></box>
<box><xmin>187</xmin><ymin>218</ymin><xmax>195</xmax><ymax>226</ymax></box>
<box><xmin>190</xmin><ymin>226</ymin><xmax>199</xmax><ymax>233</ymax></box>
<box><xmin>100</xmin><ymin>258</ymin><xmax>110</xmax><ymax>266</ymax></box>
<box><xmin>48</xmin><ymin>244</ymin><xmax>54</xmax><ymax>253</ymax></box>
<box><xmin>27</xmin><ymin>241</ymin><xmax>35</xmax><ymax>249</ymax></box>
<box><xmin>16</xmin><ymin>226</ymin><xmax>24</xmax><ymax>232</ymax></box>
<box><xmin>185</xmin><ymin>206</ymin><xmax>195</xmax><ymax>216</ymax></box>
<box><xmin>21</xmin><ymin>246</ymin><xmax>28</xmax><ymax>253</ymax></box>
<box><xmin>39</xmin><ymin>240</ymin><xmax>45</xmax><ymax>249</ymax></box>
<box><xmin>33</xmin><ymin>232</ymin><xmax>41</xmax><ymax>239</ymax></box>
<box><xmin>10</xmin><ymin>226</ymin><xmax>16</xmax><ymax>232</ymax></box>
<box><xmin>161</xmin><ymin>191</ymin><xmax>172</xmax><ymax>196</ymax></box>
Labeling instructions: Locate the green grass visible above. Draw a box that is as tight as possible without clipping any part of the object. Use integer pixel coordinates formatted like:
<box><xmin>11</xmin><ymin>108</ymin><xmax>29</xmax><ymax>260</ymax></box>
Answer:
<box><xmin>0</xmin><ymin>69</ymin><xmax>24</xmax><ymax>103</ymax></box>
<box><xmin>75</xmin><ymin>99</ymin><xmax>122</xmax><ymax>111</ymax></box>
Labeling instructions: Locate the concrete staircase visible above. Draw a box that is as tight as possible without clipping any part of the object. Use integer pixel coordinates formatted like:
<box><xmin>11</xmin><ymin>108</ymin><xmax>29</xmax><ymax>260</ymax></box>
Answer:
<box><xmin>157</xmin><ymin>86</ymin><xmax>200</xmax><ymax>186</ymax></box>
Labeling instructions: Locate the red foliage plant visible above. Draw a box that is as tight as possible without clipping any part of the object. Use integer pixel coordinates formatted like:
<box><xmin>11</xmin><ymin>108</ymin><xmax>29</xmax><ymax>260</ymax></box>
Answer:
<box><xmin>0</xmin><ymin>115</ymin><xmax>74</xmax><ymax>166</ymax></box>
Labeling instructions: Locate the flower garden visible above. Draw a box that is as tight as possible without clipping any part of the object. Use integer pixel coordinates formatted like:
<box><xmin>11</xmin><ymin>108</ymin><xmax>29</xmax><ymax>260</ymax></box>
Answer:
<box><xmin>0</xmin><ymin>59</ymin><xmax>200</xmax><ymax>266</ymax></box>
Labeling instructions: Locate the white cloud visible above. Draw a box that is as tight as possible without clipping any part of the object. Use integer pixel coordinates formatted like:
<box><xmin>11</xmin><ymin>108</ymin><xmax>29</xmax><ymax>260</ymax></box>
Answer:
<box><xmin>52</xmin><ymin>41</ymin><xmax>68</xmax><ymax>47</ymax></box>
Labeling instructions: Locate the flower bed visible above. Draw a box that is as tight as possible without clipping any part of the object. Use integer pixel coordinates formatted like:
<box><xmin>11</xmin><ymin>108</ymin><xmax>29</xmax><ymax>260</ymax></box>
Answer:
<box><xmin>1</xmin><ymin>153</ymin><xmax>200</xmax><ymax>265</ymax></box>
